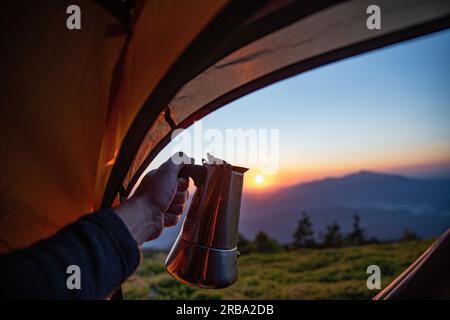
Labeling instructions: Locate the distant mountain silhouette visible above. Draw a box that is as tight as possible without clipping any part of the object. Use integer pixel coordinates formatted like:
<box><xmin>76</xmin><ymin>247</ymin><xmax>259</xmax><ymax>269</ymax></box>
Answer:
<box><xmin>271</xmin><ymin>170</ymin><xmax>450</xmax><ymax>211</ymax></box>
<box><xmin>239</xmin><ymin>171</ymin><xmax>450</xmax><ymax>243</ymax></box>
<box><xmin>145</xmin><ymin>171</ymin><xmax>450</xmax><ymax>249</ymax></box>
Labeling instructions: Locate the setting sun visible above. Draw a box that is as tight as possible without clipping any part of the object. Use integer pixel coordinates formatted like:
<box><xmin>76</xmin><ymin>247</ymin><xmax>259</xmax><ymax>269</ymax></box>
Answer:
<box><xmin>255</xmin><ymin>174</ymin><xmax>265</xmax><ymax>184</ymax></box>
<box><xmin>244</xmin><ymin>171</ymin><xmax>275</xmax><ymax>190</ymax></box>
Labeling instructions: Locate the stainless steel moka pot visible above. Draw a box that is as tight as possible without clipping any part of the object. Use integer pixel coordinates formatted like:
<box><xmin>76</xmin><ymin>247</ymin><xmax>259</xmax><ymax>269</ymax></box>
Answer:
<box><xmin>165</xmin><ymin>154</ymin><xmax>248</xmax><ymax>288</ymax></box>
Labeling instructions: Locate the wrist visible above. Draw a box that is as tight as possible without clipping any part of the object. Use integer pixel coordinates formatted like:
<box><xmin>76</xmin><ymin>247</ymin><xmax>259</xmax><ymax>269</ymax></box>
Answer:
<box><xmin>114</xmin><ymin>194</ymin><xmax>160</xmax><ymax>245</ymax></box>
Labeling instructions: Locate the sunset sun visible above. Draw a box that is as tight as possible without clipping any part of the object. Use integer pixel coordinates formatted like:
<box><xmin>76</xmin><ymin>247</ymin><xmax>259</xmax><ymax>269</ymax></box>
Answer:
<box><xmin>255</xmin><ymin>174</ymin><xmax>265</xmax><ymax>184</ymax></box>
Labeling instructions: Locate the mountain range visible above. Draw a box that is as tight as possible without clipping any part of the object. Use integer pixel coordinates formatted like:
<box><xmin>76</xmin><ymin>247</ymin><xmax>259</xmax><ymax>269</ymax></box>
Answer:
<box><xmin>145</xmin><ymin>171</ymin><xmax>450</xmax><ymax>249</ymax></box>
<box><xmin>240</xmin><ymin>171</ymin><xmax>450</xmax><ymax>243</ymax></box>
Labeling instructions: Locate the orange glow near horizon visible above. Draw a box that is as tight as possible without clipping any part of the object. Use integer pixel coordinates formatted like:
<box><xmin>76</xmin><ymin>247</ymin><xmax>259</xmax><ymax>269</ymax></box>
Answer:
<box><xmin>243</xmin><ymin>155</ymin><xmax>450</xmax><ymax>193</ymax></box>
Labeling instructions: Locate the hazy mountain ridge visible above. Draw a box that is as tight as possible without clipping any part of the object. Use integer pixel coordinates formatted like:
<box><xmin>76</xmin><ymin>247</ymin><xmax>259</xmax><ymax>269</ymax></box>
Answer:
<box><xmin>240</xmin><ymin>171</ymin><xmax>450</xmax><ymax>243</ymax></box>
<box><xmin>145</xmin><ymin>171</ymin><xmax>450</xmax><ymax>249</ymax></box>
<box><xmin>268</xmin><ymin>171</ymin><xmax>450</xmax><ymax>209</ymax></box>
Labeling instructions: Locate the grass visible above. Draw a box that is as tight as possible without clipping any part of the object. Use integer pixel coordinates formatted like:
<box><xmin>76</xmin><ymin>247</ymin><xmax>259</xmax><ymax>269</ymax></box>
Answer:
<box><xmin>122</xmin><ymin>239</ymin><xmax>432</xmax><ymax>300</ymax></box>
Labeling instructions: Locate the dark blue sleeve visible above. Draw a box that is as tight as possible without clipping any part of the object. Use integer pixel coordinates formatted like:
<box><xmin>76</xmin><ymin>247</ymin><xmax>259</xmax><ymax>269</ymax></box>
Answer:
<box><xmin>0</xmin><ymin>208</ymin><xmax>140</xmax><ymax>299</ymax></box>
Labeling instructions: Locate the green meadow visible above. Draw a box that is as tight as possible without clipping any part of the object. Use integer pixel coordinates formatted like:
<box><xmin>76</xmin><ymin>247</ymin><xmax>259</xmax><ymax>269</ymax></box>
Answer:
<box><xmin>123</xmin><ymin>239</ymin><xmax>432</xmax><ymax>300</ymax></box>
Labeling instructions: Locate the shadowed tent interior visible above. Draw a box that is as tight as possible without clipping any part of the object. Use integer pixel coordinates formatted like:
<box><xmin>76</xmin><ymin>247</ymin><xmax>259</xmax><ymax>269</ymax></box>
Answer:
<box><xmin>0</xmin><ymin>0</ymin><xmax>449</xmax><ymax>299</ymax></box>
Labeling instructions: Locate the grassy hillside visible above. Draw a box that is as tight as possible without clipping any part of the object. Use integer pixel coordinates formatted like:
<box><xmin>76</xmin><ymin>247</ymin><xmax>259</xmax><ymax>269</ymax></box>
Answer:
<box><xmin>123</xmin><ymin>239</ymin><xmax>432</xmax><ymax>300</ymax></box>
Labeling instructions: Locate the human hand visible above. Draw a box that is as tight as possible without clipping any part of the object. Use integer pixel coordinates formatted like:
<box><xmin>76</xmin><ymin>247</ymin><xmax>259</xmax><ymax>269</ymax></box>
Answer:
<box><xmin>114</xmin><ymin>153</ymin><xmax>193</xmax><ymax>245</ymax></box>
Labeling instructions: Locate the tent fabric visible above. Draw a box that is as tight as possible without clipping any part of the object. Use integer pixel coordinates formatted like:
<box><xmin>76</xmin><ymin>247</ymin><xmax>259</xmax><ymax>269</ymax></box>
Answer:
<box><xmin>120</xmin><ymin>0</ymin><xmax>348</xmax><ymax>191</ymax></box>
<box><xmin>1</xmin><ymin>0</ymin><xmax>449</xmax><ymax>254</ymax></box>
<box><xmin>123</xmin><ymin>0</ymin><xmax>450</xmax><ymax>193</ymax></box>
<box><xmin>100</xmin><ymin>0</ymin><xmax>270</xmax><ymax>208</ymax></box>
<box><xmin>93</xmin><ymin>0</ymin><xmax>229</xmax><ymax>208</ymax></box>
<box><xmin>374</xmin><ymin>228</ymin><xmax>450</xmax><ymax>299</ymax></box>
<box><xmin>0</xmin><ymin>0</ymin><xmax>126</xmax><ymax>251</ymax></box>
<box><xmin>0</xmin><ymin>0</ymin><xmax>228</xmax><ymax>252</ymax></box>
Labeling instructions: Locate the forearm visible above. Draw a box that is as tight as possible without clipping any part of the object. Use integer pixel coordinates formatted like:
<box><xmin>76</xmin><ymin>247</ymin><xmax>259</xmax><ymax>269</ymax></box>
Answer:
<box><xmin>0</xmin><ymin>208</ymin><xmax>140</xmax><ymax>300</ymax></box>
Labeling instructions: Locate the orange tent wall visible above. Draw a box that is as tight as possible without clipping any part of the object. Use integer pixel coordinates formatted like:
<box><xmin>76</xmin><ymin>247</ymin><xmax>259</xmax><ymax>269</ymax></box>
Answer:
<box><xmin>0</xmin><ymin>0</ymin><xmax>227</xmax><ymax>252</ymax></box>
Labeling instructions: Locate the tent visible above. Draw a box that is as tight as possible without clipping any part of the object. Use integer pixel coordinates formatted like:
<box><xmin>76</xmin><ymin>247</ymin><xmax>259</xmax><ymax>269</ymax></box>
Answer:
<box><xmin>1</xmin><ymin>0</ymin><xmax>449</xmax><ymax>299</ymax></box>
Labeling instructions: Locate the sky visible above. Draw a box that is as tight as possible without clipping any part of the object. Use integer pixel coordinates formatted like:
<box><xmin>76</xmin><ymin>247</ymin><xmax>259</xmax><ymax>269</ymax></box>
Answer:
<box><xmin>145</xmin><ymin>29</ymin><xmax>450</xmax><ymax>192</ymax></box>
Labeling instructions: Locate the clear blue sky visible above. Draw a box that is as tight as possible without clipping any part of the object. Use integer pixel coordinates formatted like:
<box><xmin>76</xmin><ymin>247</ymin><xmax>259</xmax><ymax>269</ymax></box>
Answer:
<box><xmin>150</xmin><ymin>29</ymin><xmax>450</xmax><ymax>188</ymax></box>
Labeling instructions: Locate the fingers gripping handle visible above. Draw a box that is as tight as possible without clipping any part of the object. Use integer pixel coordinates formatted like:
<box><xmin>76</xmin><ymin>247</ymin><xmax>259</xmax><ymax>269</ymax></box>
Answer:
<box><xmin>179</xmin><ymin>164</ymin><xmax>207</xmax><ymax>188</ymax></box>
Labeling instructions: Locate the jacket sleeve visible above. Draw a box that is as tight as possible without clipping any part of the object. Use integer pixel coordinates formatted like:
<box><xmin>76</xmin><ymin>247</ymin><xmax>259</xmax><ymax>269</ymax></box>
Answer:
<box><xmin>0</xmin><ymin>208</ymin><xmax>141</xmax><ymax>299</ymax></box>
